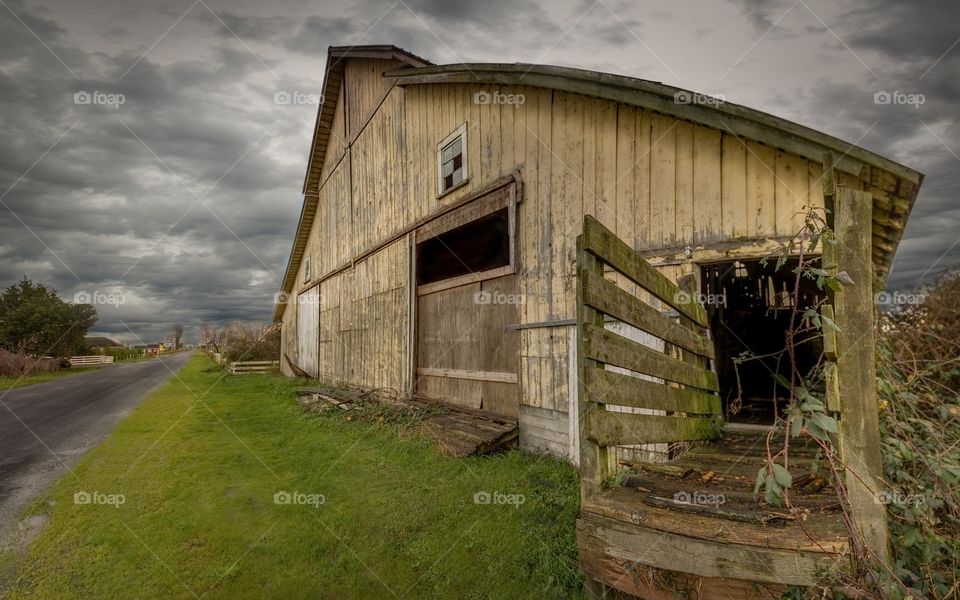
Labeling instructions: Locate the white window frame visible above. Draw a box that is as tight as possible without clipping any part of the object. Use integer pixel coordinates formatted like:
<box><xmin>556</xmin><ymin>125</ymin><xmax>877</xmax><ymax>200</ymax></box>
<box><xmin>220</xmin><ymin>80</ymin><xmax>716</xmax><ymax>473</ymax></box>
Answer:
<box><xmin>436</xmin><ymin>122</ymin><xmax>468</xmax><ymax>198</ymax></box>
<box><xmin>303</xmin><ymin>255</ymin><xmax>311</xmax><ymax>284</ymax></box>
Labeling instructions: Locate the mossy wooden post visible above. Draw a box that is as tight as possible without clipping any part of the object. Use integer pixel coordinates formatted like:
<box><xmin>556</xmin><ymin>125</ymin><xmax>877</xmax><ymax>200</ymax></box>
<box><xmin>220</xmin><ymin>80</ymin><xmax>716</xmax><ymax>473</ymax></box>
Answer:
<box><xmin>830</xmin><ymin>186</ymin><xmax>890</xmax><ymax>565</ymax></box>
<box><xmin>577</xmin><ymin>232</ymin><xmax>610</xmax><ymax>498</ymax></box>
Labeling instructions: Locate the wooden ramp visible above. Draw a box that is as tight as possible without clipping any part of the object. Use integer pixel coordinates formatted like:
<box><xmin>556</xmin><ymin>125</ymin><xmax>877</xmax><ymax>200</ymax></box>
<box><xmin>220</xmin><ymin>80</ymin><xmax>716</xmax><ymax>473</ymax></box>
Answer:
<box><xmin>578</xmin><ymin>431</ymin><xmax>848</xmax><ymax>598</ymax></box>
<box><xmin>296</xmin><ymin>387</ymin><xmax>517</xmax><ymax>458</ymax></box>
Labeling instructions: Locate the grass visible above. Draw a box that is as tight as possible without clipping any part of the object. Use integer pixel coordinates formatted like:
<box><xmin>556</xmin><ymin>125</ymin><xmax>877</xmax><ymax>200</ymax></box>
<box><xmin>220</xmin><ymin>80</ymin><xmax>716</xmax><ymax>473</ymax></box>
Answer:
<box><xmin>1</xmin><ymin>355</ymin><xmax>582</xmax><ymax>599</ymax></box>
<box><xmin>0</xmin><ymin>368</ymin><xmax>97</xmax><ymax>390</ymax></box>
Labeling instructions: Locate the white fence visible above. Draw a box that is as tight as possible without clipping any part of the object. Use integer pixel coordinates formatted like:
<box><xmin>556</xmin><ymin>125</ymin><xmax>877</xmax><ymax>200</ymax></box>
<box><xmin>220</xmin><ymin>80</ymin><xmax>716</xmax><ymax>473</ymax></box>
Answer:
<box><xmin>69</xmin><ymin>355</ymin><xmax>116</xmax><ymax>367</ymax></box>
<box><xmin>226</xmin><ymin>360</ymin><xmax>279</xmax><ymax>374</ymax></box>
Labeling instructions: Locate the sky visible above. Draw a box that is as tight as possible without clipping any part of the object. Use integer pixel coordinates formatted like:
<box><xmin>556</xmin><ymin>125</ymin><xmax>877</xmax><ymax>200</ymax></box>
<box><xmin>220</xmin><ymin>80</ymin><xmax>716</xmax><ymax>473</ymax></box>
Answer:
<box><xmin>0</xmin><ymin>0</ymin><xmax>957</xmax><ymax>345</ymax></box>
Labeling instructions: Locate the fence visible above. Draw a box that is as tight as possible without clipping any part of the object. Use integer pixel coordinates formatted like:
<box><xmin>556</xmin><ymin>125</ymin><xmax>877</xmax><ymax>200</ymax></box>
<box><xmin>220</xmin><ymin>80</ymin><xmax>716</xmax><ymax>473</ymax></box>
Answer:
<box><xmin>69</xmin><ymin>355</ymin><xmax>116</xmax><ymax>367</ymax></box>
<box><xmin>226</xmin><ymin>360</ymin><xmax>279</xmax><ymax>374</ymax></box>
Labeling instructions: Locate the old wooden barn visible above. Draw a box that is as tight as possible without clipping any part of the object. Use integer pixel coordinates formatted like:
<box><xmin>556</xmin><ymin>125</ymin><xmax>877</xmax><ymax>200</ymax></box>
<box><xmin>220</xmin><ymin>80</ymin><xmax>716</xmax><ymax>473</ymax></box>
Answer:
<box><xmin>275</xmin><ymin>45</ymin><xmax>922</xmax><ymax>596</ymax></box>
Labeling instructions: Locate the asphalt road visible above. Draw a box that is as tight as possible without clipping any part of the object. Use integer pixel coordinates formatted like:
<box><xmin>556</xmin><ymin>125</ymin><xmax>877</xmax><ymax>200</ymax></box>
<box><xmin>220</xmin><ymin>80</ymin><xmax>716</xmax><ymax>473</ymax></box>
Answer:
<box><xmin>0</xmin><ymin>351</ymin><xmax>193</xmax><ymax>539</ymax></box>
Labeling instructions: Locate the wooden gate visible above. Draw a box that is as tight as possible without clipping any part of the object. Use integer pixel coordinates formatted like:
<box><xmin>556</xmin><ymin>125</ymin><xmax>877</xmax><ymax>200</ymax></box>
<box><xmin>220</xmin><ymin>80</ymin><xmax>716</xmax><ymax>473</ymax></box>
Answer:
<box><xmin>576</xmin><ymin>215</ymin><xmax>721</xmax><ymax>495</ymax></box>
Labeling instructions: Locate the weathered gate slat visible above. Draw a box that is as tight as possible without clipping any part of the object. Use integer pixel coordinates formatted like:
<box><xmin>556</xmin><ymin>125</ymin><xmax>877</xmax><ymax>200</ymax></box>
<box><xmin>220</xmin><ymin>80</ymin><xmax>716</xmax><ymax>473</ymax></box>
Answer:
<box><xmin>582</xmin><ymin>367</ymin><xmax>721</xmax><ymax>414</ymax></box>
<box><xmin>581</xmin><ymin>215</ymin><xmax>708</xmax><ymax>326</ymax></box>
<box><xmin>581</xmin><ymin>323</ymin><xmax>718</xmax><ymax>391</ymax></box>
<box><xmin>582</xmin><ymin>270</ymin><xmax>715</xmax><ymax>359</ymax></box>
<box><xmin>586</xmin><ymin>410</ymin><xmax>720</xmax><ymax>445</ymax></box>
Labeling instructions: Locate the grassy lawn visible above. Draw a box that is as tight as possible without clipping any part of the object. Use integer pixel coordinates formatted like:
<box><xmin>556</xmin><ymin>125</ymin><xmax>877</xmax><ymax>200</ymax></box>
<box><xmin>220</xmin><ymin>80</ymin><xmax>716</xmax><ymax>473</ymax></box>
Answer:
<box><xmin>0</xmin><ymin>368</ymin><xmax>97</xmax><ymax>390</ymax></box>
<box><xmin>2</xmin><ymin>355</ymin><xmax>582</xmax><ymax>599</ymax></box>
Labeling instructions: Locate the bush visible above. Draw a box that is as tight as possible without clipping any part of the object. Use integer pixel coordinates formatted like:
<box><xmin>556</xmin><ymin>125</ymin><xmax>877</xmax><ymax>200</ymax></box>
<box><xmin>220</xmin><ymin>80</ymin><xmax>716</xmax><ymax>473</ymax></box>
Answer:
<box><xmin>0</xmin><ymin>348</ymin><xmax>61</xmax><ymax>377</ymax></box>
<box><xmin>876</xmin><ymin>272</ymin><xmax>960</xmax><ymax>598</ymax></box>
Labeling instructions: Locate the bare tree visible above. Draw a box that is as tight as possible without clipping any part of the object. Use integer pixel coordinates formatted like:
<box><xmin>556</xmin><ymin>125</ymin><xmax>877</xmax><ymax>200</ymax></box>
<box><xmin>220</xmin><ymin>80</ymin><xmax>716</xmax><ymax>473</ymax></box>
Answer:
<box><xmin>172</xmin><ymin>324</ymin><xmax>184</xmax><ymax>350</ymax></box>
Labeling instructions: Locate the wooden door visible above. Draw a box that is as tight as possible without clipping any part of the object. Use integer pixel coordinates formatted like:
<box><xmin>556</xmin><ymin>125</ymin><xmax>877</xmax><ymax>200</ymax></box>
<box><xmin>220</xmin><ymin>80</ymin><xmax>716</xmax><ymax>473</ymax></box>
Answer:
<box><xmin>415</xmin><ymin>274</ymin><xmax>520</xmax><ymax>417</ymax></box>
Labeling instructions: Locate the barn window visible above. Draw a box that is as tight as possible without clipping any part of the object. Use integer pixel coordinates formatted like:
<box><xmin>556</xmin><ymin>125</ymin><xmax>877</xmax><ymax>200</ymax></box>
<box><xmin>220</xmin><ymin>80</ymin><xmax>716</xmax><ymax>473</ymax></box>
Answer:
<box><xmin>437</xmin><ymin>123</ymin><xmax>468</xmax><ymax>196</ymax></box>
<box><xmin>417</xmin><ymin>208</ymin><xmax>509</xmax><ymax>285</ymax></box>
<box><xmin>303</xmin><ymin>255</ymin><xmax>311</xmax><ymax>283</ymax></box>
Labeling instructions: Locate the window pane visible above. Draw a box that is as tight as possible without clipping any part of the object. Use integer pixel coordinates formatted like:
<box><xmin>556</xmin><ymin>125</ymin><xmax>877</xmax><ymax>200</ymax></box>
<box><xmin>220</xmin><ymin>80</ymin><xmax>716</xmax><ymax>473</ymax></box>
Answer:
<box><xmin>416</xmin><ymin>208</ymin><xmax>510</xmax><ymax>285</ymax></box>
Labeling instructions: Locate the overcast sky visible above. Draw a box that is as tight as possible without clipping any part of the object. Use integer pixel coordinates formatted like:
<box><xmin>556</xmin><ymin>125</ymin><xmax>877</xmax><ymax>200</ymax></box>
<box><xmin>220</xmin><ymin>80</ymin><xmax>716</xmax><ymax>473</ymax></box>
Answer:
<box><xmin>1</xmin><ymin>0</ymin><xmax>957</xmax><ymax>345</ymax></box>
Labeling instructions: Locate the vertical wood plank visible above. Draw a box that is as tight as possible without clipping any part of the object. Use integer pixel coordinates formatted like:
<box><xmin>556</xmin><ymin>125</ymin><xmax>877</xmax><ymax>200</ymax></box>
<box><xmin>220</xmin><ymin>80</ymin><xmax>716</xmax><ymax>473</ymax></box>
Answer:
<box><xmin>721</xmin><ymin>134</ymin><xmax>748</xmax><ymax>239</ymax></box>
<box><xmin>650</xmin><ymin>114</ymin><xmax>676</xmax><ymax>250</ymax></box>
<box><xmin>745</xmin><ymin>140</ymin><xmax>777</xmax><ymax>238</ymax></box>
<box><xmin>675</xmin><ymin>121</ymin><xmax>695</xmax><ymax>244</ymax></box>
<box><xmin>692</xmin><ymin>125</ymin><xmax>722</xmax><ymax>245</ymax></box>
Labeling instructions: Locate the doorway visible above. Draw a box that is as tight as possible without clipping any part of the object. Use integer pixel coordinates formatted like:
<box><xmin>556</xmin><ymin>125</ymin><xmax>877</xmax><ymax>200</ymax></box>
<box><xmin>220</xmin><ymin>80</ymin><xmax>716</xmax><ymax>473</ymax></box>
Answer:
<box><xmin>700</xmin><ymin>258</ymin><xmax>825</xmax><ymax>424</ymax></box>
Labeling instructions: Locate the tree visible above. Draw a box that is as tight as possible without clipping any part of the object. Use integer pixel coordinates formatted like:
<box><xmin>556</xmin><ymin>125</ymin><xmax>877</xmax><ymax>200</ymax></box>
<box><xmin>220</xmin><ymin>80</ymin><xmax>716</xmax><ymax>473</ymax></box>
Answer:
<box><xmin>172</xmin><ymin>324</ymin><xmax>183</xmax><ymax>350</ymax></box>
<box><xmin>0</xmin><ymin>277</ymin><xmax>98</xmax><ymax>357</ymax></box>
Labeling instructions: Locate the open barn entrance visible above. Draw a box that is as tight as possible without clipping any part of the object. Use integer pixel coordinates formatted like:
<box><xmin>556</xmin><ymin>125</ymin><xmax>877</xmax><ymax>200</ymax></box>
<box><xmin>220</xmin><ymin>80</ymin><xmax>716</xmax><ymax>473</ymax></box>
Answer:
<box><xmin>700</xmin><ymin>258</ymin><xmax>825</xmax><ymax>425</ymax></box>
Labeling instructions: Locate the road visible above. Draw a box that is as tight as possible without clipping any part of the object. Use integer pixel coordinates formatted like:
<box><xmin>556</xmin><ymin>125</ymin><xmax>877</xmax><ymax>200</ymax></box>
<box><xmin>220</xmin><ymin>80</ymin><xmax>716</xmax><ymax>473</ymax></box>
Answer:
<box><xmin>0</xmin><ymin>352</ymin><xmax>193</xmax><ymax>540</ymax></box>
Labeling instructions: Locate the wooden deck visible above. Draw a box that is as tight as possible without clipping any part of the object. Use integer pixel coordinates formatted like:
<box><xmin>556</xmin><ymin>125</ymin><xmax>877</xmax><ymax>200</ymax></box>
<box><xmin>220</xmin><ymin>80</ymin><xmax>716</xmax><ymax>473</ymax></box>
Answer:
<box><xmin>578</xmin><ymin>431</ymin><xmax>849</xmax><ymax>598</ymax></box>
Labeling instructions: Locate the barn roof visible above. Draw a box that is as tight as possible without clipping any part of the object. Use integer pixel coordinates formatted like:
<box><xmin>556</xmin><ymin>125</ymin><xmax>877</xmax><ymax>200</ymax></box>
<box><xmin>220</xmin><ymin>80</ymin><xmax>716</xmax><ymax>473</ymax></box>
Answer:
<box><xmin>275</xmin><ymin>46</ymin><xmax>923</xmax><ymax>321</ymax></box>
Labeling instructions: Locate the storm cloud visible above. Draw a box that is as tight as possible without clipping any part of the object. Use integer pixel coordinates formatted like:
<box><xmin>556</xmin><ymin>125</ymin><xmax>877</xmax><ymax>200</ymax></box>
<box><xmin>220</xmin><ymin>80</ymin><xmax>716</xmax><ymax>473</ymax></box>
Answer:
<box><xmin>1</xmin><ymin>0</ymin><xmax>957</xmax><ymax>344</ymax></box>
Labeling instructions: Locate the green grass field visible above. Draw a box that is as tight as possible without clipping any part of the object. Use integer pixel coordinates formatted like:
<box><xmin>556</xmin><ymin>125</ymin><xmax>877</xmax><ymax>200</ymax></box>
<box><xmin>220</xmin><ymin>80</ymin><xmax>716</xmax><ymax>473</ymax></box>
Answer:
<box><xmin>0</xmin><ymin>368</ymin><xmax>96</xmax><ymax>390</ymax></box>
<box><xmin>1</xmin><ymin>355</ymin><xmax>582</xmax><ymax>599</ymax></box>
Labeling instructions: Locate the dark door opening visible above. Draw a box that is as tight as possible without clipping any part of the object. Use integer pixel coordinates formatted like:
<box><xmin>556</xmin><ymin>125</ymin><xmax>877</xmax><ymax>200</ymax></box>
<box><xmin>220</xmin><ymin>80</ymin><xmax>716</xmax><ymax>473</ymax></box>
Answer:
<box><xmin>701</xmin><ymin>258</ymin><xmax>826</xmax><ymax>425</ymax></box>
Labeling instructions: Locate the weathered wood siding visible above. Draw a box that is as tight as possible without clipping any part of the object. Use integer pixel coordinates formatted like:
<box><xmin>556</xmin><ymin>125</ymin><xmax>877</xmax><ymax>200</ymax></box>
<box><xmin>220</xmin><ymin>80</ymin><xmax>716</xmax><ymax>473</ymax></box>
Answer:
<box><xmin>285</xmin><ymin>62</ymin><xmax>832</xmax><ymax>453</ymax></box>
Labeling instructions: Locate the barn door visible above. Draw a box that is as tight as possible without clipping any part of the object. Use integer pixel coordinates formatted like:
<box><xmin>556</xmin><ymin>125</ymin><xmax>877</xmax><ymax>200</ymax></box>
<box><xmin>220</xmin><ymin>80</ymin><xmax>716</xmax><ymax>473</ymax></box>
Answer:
<box><xmin>413</xmin><ymin>181</ymin><xmax>521</xmax><ymax>417</ymax></box>
<box><xmin>297</xmin><ymin>287</ymin><xmax>320</xmax><ymax>378</ymax></box>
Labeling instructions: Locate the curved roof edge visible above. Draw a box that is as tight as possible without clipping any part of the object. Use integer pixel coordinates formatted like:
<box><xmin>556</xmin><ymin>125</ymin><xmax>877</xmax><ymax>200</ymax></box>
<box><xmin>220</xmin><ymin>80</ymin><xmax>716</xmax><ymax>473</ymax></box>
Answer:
<box><xmin>385</xmin><ymin>63</ymin><xmax>922</xmax><ymax>186</ymax></box>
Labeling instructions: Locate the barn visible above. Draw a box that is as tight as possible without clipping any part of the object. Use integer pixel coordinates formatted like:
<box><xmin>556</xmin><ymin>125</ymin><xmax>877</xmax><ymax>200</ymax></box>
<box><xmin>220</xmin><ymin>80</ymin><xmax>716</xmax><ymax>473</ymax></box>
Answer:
<box><xmin>274</xmin><ymin>45</ymin><xmax>922</xmax><ymax>596</ymax></box>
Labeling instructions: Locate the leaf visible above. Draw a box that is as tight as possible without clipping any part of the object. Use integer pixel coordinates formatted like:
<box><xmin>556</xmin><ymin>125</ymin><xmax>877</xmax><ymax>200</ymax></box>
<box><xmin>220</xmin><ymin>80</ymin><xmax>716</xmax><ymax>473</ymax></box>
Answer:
<box><xmin>772</xmin><ymin>463</ymin><xmax>793</xmax><ymax>488</ymax></box>
<box><xmin>764</xmin><ymin>476</ymin><xmax>783</xmax><ymax>507</ymax></box>
<box><xmin>772</xmin><ymin>373</ymin><xmax>791</xmax><ymax>390</ymax></box>
<box><xmin>811</xmin><ymin>412</ymin><xmax>838</xmax><ymax>434</ymax></box>
<box><xmin>754</xmin><ymin>467</ymin><xmax>766</xmax><ymax>495</ymax></box>
<box><xmin>835</xmin><ymin>270</ymin><xmax>855</xmax><ymax>286</ymax></box>
<box><xmin>790</xmin><ymin>414</ymin><xmax>805</xmax><ymax>437</ymax></box>
<box><xmin>820</xmin><ymin>313</ymin><xmax>841</xmax><ymax>333</ymax></box>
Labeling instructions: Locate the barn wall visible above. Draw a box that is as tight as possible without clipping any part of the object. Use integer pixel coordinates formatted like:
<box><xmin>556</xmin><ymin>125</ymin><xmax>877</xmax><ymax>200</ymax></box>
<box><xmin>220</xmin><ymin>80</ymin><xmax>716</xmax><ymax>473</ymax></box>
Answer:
<box><xmin>283</xmin><ymin>64</ymin><xmax>832</xmax><ymax>458</ymax></box>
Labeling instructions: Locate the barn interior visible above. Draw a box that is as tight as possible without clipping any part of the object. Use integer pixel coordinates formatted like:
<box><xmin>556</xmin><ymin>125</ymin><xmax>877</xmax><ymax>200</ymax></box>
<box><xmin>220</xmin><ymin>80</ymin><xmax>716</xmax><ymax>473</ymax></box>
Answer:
<box><xmin>700</xmin><ymin>258</ymin><xmax>826</xmax><ymax>424</ymax></box>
